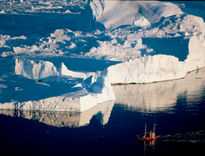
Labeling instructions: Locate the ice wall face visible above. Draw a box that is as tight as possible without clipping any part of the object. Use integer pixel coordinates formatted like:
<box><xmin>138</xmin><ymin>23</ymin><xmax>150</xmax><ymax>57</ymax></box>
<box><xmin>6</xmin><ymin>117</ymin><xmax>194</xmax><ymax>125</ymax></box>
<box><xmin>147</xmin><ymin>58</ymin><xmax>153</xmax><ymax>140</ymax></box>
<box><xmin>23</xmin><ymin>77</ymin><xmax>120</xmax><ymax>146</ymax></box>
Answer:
<box><xmin>185</xmin><ymin>35</ymin><xmax>205</xmax><ymax>71</ymax></box>
<box><xmin>97</xmin><ymin>1</ymin><xmax>183</xmax><ymax>29</ymax></box>
<box><xmin>107</xmin><ymin>34</ymin><xmax>205</xmax><ymax>84</ymax></box>
<box><xmin>15</xmin><ymin>59</ymin><xmax>59</xmax><ymax>79</ymax></box>
<box><xmin>90</xmin><ymin>0</ymin><xmax>104</xmax><ymax>20</ymax></box>
<box><xmin>107</xmin><ymin>55</ymin><xmax>185</xmax><ymax>84</ymax></box>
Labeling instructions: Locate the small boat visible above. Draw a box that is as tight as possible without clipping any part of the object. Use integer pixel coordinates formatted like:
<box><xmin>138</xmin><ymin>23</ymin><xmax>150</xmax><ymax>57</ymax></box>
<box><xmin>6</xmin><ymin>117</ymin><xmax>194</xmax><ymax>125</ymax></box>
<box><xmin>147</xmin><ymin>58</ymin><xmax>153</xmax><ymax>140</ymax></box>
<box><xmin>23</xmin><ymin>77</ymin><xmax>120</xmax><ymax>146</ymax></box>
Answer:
<box><xmin>137</xmin><ymin>123</ymin><xmax>158</xmax><ymax>142</ymax></box>
<box><xmin>141</xmin><ymin>136</ymin><xmax>157</xmax><ymax>141</ymax></box>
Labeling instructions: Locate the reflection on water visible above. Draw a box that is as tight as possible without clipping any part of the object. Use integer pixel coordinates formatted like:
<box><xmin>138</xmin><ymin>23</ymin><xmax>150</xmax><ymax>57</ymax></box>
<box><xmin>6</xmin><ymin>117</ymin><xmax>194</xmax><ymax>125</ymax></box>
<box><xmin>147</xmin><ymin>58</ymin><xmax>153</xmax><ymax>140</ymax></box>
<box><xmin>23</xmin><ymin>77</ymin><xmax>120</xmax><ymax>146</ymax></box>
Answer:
<box><xmin>113</xmin><ymin>68</ymin><xmax>205</xmax><ymax>113</ymax></box>
<box><xmin>160</xmin><ymin>130</ymin><xmax>205</xmax><ymax>143</ymax></box>
<box><xmin>0</xmin><ymin>101</ymin><xmax>114</xmax><ymax>127</ymax></box>
<box><xmin>1</xmin><ymin>68</ymin><xmax>205</xmax><ymax>128</ymax></box>
<box><xmin>1</xmin><ymin>69</ymin><xmax>205</xmax><ymax>156</ymax></box>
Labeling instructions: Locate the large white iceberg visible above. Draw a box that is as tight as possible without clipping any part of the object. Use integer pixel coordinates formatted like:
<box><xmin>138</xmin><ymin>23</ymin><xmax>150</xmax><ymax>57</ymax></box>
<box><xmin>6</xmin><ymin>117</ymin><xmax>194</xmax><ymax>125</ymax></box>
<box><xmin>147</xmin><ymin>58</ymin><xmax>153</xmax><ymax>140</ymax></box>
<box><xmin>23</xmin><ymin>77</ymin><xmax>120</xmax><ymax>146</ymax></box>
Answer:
<box><xmin>107</xmin><ymin>35</ymin><xmax>205</xmax><ymax>84</ymax></box>
<box><xmin>0</xmin><ymin>58</ymin><xmax>116</xmax><ymax>112</ymax></box>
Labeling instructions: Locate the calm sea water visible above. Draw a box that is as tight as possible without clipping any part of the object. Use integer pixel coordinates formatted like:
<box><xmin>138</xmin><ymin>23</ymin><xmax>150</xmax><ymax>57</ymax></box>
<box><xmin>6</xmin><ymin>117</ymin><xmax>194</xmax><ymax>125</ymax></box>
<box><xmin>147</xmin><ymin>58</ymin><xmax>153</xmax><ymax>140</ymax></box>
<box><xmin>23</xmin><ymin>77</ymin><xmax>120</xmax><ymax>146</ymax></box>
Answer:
<box><xmin>1</xmin><ymin>68</ymin><xmax>205</xmax><ymax>156</ymax></box>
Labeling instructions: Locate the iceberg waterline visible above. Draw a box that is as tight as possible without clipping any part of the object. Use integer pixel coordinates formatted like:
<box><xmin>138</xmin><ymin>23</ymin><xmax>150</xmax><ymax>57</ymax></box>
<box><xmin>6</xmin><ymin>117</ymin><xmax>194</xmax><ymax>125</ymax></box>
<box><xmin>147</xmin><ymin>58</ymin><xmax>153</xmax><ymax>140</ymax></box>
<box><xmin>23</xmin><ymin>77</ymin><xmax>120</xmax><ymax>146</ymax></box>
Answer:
<box><xmin>0</xmin><ymin>100</ymin><xmax>115</xmax><ymax>127</ymax></box>
<box><xmin>0</xmin><ymin>0</ymin><xmax>205</xmax><ymax>112</ymax></box>
<box><xmin>113</xmin><ymin>67</ymin><xmax>205</xmax><ymax>113</ymax></box>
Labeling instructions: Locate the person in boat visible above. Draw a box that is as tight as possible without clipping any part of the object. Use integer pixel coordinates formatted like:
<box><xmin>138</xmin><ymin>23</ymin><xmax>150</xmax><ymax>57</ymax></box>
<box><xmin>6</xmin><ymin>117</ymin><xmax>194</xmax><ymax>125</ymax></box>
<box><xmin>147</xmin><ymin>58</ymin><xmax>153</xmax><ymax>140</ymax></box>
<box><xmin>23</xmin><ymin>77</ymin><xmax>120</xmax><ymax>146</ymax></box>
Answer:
<box><xmin>150</xmin><ymin>131</ymin><xmax>153</xmax><ymax>138</ymax></box>
<box><xmin>149</xmin><ymin>130</ymin><xmax>156</xmax><ymax>138</ymax></box>
<box><xmin>152</xmin><ymin>131</ymin><xmax>155</xmax><ymax>138</ymax></box>
<box><xmin>138</xmin><ymin>123</ymin><xmax>157</xmax><ymax>141</ymax></box>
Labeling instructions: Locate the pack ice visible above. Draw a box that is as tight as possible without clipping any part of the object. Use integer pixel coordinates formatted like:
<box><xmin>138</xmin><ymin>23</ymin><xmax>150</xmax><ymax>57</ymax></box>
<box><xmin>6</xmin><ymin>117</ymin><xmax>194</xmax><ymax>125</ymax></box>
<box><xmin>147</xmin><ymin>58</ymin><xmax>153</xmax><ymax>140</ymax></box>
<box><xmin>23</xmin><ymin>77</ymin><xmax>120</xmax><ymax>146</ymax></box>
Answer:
<box><xmin>0</xmin><ymin>0</ymin><xmax>205</xmax><ymax>112</ymax></box>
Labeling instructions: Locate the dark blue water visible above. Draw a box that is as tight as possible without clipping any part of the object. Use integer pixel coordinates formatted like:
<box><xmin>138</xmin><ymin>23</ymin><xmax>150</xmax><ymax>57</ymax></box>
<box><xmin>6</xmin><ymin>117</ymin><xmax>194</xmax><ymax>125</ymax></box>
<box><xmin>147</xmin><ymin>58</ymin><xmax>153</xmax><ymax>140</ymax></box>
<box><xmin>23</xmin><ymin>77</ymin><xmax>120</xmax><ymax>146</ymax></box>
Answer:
<box><xmin>1</xmin><ymin>73</ymin><xmax>205</xmax><ymax>156</ymax></box>
<box><xmin>143</xmin><ymin>37</ymin><xmax>189</xmax><ymax>61</ymax></box>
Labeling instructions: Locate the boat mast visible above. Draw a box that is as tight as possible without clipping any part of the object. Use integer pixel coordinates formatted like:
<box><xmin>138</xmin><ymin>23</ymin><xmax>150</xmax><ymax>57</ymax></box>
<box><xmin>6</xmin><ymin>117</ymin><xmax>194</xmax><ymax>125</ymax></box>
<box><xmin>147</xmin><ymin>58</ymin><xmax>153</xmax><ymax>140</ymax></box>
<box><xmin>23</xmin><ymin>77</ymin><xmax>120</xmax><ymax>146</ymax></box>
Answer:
<box><xmin>153</xmin><ymin>123</ymin><xmax>157</xmax><ymax>137</ymax></box>
<box><xmin>144</xmin><ymin>123</ymin><xmax>147</xmax><ymax>137</ymax></box>
<box><xmin>153</xmin><ymin>123</ymin><xmax>156</xmax><ymax>134</ymax></box>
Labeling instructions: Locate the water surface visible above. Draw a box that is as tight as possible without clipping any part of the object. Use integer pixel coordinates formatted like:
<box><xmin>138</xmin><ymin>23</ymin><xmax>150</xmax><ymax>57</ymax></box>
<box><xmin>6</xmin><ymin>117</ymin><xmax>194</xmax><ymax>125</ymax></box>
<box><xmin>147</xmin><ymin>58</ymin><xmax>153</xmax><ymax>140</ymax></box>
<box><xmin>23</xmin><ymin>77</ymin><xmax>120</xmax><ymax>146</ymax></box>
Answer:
<box><xmin>1</xmin><ymin>68</ymin><xmax>205</xmax><ymax>156</ymax></box>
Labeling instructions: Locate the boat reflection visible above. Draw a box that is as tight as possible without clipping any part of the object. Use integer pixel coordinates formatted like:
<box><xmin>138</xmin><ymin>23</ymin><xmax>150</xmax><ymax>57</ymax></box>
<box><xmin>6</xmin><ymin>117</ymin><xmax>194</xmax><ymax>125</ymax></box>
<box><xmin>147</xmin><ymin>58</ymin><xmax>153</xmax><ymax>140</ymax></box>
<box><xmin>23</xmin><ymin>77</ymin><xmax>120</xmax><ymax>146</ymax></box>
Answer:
<box><xmin>0</xmin><ymin>101</ymin><xmax>114</xmax><ymax>127</ymax></box>
<box><xmin>112</xmin><ymin>67</ymin><xmax>205</xmax><ymax>113</ymax></box>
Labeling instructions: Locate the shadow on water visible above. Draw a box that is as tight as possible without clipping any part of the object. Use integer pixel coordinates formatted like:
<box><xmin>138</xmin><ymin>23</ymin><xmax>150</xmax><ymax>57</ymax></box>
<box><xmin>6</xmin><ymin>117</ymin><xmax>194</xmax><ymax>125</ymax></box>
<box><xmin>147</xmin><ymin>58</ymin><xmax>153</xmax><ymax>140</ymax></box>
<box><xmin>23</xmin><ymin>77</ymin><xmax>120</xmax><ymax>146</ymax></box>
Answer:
<box><xmin>159</xmin><ymin>130</ymin><xmax>205</xmax><ymax>143</ymax></box>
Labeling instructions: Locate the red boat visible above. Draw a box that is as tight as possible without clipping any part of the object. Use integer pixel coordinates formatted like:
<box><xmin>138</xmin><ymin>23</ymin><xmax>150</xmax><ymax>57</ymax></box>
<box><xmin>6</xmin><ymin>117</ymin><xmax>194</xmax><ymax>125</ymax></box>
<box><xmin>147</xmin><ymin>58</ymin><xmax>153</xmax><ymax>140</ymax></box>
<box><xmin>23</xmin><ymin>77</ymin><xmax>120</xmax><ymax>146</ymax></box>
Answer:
<box><xmin>137</xmin><ymin>123</ymin><xmax>158</xmax><ymax>142</ymax></box>
<box><xmin>142</xmin><ymin>136</ymin><xmax>158</xmax><ymax>141</ymax></box>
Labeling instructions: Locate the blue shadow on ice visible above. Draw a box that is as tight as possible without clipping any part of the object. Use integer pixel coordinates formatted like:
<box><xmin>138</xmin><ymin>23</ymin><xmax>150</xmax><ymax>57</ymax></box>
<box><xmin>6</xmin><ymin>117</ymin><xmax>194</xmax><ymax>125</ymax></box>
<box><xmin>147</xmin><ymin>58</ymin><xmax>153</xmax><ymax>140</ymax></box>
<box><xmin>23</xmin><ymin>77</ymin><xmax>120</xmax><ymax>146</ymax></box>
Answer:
<box><xmin>0</xmin><ymin>74</ymin><xmax>82</xmax><ymax>103</ymax></box>
<box><xmin>0</xmin><ymin>56</ymin><xmax>119</xmax><ymax>103</ymax></box>
<box><xmin>40</xmin><ymin>57</ymin><xmax>120</xmax><ymax>72</ymax></box>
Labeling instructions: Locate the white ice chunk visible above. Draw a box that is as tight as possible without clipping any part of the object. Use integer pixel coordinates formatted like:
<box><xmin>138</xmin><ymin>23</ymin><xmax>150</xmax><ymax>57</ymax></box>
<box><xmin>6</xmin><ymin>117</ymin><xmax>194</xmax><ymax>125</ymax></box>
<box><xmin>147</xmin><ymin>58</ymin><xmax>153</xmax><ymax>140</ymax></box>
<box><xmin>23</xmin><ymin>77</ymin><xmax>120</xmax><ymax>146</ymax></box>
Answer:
<box><xmin>97</xmin><ymin>1</ymin><xmax>182</xmax><ymax>29</ymax></box>
<box><xmin>15</xmin><ymin>59</ymin><xmax>59</xmax><ymax>79</ymax></box>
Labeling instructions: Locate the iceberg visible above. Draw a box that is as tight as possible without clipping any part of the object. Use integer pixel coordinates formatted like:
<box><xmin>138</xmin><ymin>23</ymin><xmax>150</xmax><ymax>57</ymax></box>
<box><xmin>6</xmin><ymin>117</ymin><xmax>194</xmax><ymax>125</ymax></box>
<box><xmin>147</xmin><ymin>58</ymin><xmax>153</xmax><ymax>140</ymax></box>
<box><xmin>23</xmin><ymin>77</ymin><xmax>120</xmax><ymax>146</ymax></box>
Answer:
<box><xmin>108</xmin><ymin>34</ymin><xmax>205</xmax><ymax>84</ymax></box>
<box><xmin>0</xmin><ymin>58</ymin><xmax>115</xmax><ymax>112</ymax></box>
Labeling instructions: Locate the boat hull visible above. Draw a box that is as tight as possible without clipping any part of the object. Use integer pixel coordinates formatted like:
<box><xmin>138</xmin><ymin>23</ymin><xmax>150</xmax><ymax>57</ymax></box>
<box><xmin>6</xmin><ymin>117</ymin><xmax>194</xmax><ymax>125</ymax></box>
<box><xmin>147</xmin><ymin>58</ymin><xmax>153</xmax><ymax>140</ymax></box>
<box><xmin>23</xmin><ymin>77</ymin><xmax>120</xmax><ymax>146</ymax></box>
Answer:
<box><xmin>137</xmin><ymin>135</ymin><xmax>158</xmax><ymax>142</ymax></box>
<box><xmin>142</xmin><ymin>136</ymin><xmax>157</xmax><ymax>141</ymax></box>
